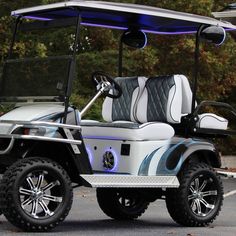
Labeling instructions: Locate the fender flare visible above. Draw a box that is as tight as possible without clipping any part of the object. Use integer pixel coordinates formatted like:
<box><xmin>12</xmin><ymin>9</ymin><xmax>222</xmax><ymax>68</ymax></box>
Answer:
<box><xmin>155</xmin><ymin>139</ymin><xmax>220</xmax><ymax>175</ymax></box>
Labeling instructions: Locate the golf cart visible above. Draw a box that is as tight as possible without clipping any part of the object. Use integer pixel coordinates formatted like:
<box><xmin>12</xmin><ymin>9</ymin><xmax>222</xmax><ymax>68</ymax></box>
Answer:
<box><xmin>0</xmin><ymin>1</ymin><xmax>236</xmax><ymax>232</ymax></box>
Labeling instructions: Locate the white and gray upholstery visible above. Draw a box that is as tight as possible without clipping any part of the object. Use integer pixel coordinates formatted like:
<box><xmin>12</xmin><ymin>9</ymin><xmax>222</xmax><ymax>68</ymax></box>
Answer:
<box><xmin>179</xmin><ymin>75</ymin><xmax>228</xmax><ymax>130</ymax></box>
<box><xmin>82</xmin><ymin>121</ymin><xmax>174</xmax><ymax>141</ymax></box>
<box><xmin>196</xmin><ymin>113</ymin><xmax>228</xmax><ymax>130</ymax></box>
<box><xmin>82</xmin><ymin>74</ymin><xmax>228</xmax><ymax>140</ymax></box>
<box><xmin>82</xmin><ymin>75</ymin><xmax>175</xmax><ymax>140</ymax></box>
<box><xmin>136</xmin><ymin>75</ymin><xmax>182</xmax><ymax>124</ymax></box>
<box><xmin>102</xmin><ymin>77</ymin><xmax>147</xmax><ymax>122</ymax></box>
<box><xmin>179</xmin><ymin>74</ymin><xmax>193</xmax><ymax>115</ymax></box>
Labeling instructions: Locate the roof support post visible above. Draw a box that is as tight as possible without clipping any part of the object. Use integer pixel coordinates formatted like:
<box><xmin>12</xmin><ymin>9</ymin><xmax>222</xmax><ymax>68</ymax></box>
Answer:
<box><xmin>118</xmin><ymin>37</ymin><xmax>123</xmax><ymax>77</ymax></box>
<box><xmin>63</xmin><ymin>12</ymin><xmax>81</xmax><ymax>124</ymax></box>
<box><xmin>8</xmin><ymin>16</ymin><xmax>22</xmax><ymax>59</ymax></box>
<box><xmin>191</xmin><ymin>25</ymin><xmax>205</xmax><ymax>115</ymax></box>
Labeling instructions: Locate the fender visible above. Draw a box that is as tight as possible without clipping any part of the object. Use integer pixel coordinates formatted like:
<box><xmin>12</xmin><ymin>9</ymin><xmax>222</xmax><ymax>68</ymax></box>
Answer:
<box><xmin>0</xmin><ymin>127</ymin><xmax>93</xmax><ymax>182</ymax></box>
<box><xmin>24</xmin><ymin>129</ymin><xmax>93</xmax><ymax>178</ymax></box>
<box><xmin>155</xmin><ymin>138</ymin><xmax>220</xmax><ymax>175</ymax></box>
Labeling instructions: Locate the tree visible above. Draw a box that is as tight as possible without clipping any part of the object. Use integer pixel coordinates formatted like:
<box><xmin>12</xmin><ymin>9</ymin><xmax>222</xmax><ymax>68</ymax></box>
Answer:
<box><xmin>0</xmin><ymin>0</ymin><xmax>236</xmax><ymax>153</ymax></box>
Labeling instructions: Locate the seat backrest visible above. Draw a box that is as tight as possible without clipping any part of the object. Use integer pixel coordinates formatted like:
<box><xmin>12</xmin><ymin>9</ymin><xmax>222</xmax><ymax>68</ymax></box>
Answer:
<box><xmin>135</xmin><ymin>75</ymin><xmax>183</xmax><ymax>124</ymax></box>
<box><xmin>102</xmin><ymin>76</ymin><xmax>147</xmax><ymax>122</ymax></box>
<box><xmin>179</xmin><ymin>74</ymin><xmax>193</xmax><ymax>115</ymax></box>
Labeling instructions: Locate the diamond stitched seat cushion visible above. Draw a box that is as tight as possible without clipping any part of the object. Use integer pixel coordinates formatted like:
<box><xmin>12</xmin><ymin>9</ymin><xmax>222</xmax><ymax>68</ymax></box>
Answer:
<box><xmin>136</xmin><ymin>75</ymin><xmax>183</xmax><ymax>124</ymax></box>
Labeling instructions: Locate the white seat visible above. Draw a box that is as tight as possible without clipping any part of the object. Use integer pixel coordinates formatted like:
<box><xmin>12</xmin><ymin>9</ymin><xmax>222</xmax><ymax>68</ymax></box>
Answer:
<box><xmin>82</xmin><ymin>74</ymin><xmax>228</xmax><ymax>141</ymax></box>
<box><xmin>82</xmin><ymin>121</ymin><xmax>174</xmax><ymax>140</ymax></box>
<box><xmin>82</xmin><ymin>76</ymin><xmax>176</xmax><ymax>141</ymax></box>
<box><xmin>102</xmin><ymin>76</ymin><xmax>147</xmax><ymax>122</ymax></box>
<box><xmin>136</xmin><ymin>75</ymin><xmax>183</xmax><ymax>124</ymax></box>
<box><xmin>179</xmin><ymin>75</ymin><xmax>228</xmax><ymax>130</ymax></box>
<box><xmin>196</xmin><ymin>113</ymin><xmax>228</xmax><ymax>130</ymax></box>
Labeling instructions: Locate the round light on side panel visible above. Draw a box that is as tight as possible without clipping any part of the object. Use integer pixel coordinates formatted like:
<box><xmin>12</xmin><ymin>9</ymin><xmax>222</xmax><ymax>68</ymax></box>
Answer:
<box><xmin>102</xmin><ymin>149</ymin><xmax>118</xmax><ymax>172</ymax></box>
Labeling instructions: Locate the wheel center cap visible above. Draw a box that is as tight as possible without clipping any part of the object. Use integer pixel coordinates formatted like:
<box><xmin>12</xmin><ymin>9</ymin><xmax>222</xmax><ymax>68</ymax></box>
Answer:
<box><xmin>32</xmin><ymin>190</ymin><xmax>44</xmax><ymax>200</ymax></box>
<box><xmin>196</xmin><ymin>192</ymin><xmax>203</xmax><ymax>199</ymax></box>
<box><xmin>193</xmin><ymin>191</ymin><xmax>203</xmax><ymax>199</ymax></box>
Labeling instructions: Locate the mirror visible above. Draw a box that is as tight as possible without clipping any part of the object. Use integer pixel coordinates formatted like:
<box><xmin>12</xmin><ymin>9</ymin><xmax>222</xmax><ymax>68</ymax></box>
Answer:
<box><xmin>121</xmin><ymin>29</ymin><xmax>147</xmax><ymax>49</ymax></box>
<box><xmin>200</xmin><ymin>26</ymin><xmax>226</xmax><ymax>45</ymax></box>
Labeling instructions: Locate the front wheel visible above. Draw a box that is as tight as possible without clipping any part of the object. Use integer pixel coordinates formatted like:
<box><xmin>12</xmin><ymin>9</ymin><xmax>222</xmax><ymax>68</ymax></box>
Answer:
<box><xmin>97</xmin><ymin>188</ymin><xmax>149</xmax><ymax>220</ymax></box>
<box><xmin>166</xmin><ymin>163</ymin><xmax>223</xmax><ymax>227</ymax></box>
<box><xmin>0</xmin><ymin>158</ymin><xmax>73</xmax><ymax>232</ymax></box>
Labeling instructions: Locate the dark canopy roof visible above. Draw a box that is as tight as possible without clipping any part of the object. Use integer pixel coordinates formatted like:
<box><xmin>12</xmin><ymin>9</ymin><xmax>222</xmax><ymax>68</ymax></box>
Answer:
<box><xmin>12</xmin><ymin>1</ymin><xmax>236</xmax><ymax>35</ymax></box>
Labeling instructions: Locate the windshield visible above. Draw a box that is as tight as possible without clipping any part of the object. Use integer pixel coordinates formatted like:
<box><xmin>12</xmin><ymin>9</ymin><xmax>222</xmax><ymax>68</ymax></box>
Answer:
<box><xmin>0</xmin><ymin>18</ymin><xmax>77</xmax><ymax>106</ymax></box>
<box><xmin>0</xmin><ymin>56</ymin><xmax>72</xmax><ymax>102</ymax></box>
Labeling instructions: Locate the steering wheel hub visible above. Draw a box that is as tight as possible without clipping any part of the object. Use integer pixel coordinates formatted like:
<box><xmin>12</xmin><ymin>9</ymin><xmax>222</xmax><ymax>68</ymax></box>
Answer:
<box><xmin>92</xmin><ymin>71</ymin><xmax>122</xmax><ymax>99</ymax></box>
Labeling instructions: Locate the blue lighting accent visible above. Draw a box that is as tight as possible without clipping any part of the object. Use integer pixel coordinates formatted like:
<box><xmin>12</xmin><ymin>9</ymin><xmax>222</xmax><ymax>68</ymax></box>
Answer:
<box><xmin>19</xmin><ymin>8</ymin><xmax>235</xmax><ymax>36</ymax></box>
<box><xmin>141</xmin><ymin>30</ymin><xmax>147</xmax><ymax>49</ymax></box>
<box><xmin>103</xmin><ymin>147</ymin><xmax>119</xmax><ymax>172</ymax></box>
<box><xmin>83</xmin><ymin>135</ymin><xmax>123</xmax><ymax>141</ymax></box>
<box><xmin>143</xmin><ymin>29</ymin><xmax>197</xmax><ymax>35</ymax></box>
<box><xmin>86</xmin><ymin>146</ymin><xmax>93</xmax><ymax>165</ymax></box>
<box><xmin>81</xmin><ymin>22</ymin><xmax>127</xmax><ymax>31</ymax></box>
<box><xmin>24</xmin><ymin>16</ymin><xmax>53</xmax><ymax>21</ymax></box>
<box><xmin>19</xmin><ymin>16</ymin><xmax>200</xmax><ymax>35</ymax></box>
<box><xmin>216</xmin><ymin>27</ymin><xmax>226</xmax><ymax>46</ymax></box>
<box><xmin>81</xmin><ymin>22</ymin><xmax>198</xmax><ymax>35</ymax></box>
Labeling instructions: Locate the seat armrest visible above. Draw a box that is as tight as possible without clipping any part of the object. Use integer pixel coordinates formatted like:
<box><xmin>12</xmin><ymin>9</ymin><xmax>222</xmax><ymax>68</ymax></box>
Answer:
<box><xmin>189</xmin><ymin>101</ymin><xmax>236</xmax><ymax>136</ymax></box>
<box><xmin>193</xmin><ymin>101</ymin><xmax>236</xmax><ymax>118</ymax></box>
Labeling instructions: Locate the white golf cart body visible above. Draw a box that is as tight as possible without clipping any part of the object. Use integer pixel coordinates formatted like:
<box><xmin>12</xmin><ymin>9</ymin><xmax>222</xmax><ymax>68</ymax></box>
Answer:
<box><xmin>1</xmin><ymin>0</ymin><xmax>235</xmax><ymax>186</ymax></box>
<box><xmin>0</xmin><ymin>1</ymin><xmax>236</xmax><ymax>231</ymax></box>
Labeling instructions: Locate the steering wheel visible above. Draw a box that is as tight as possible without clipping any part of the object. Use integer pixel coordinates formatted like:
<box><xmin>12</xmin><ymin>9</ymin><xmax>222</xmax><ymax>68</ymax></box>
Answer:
<box><xmin>92</xmin><ymin>71</ymin><xmax>122</xmax><ymax>99</ymax></box>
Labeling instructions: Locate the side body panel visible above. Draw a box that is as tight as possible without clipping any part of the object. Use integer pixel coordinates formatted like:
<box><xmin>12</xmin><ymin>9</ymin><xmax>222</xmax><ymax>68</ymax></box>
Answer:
<box><xmin>84</xmin><ymin>137</ymin><xmax>220</xmax><ymax>176</ymax></box>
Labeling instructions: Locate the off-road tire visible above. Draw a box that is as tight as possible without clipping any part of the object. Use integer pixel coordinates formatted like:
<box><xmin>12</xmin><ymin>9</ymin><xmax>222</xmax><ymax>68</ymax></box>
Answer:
<box><xmin>97</xmin><ymin>188</ymin><xmax>149</xmax><ymax>220</ymax></box>
<box><xmin>0</xmin><ymin>157</ymin><xmax>73</xmax><ymax>232</ymax></box>
<box><xmin>166</xmin><ymin>163</ymin><xmax>223</xmax><ymax>227</ymax></box>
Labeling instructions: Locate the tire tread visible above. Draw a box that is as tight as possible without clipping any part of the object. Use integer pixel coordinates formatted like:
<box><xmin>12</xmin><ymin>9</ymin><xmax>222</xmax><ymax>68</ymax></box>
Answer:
<box><xmin>166</xmin><ymin>163</ymin><xmax>223</xmax><ymax>227</ymax></box>
<box><xmin>0</xmin><ymin>157</ymin><xmax>73</xmax><ymax>232</ymax></box>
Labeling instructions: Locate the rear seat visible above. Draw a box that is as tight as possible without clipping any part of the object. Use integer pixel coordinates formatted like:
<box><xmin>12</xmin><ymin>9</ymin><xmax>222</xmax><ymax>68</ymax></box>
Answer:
<box><xmin>179</xmin><ymin>75</ymin><xmax>228</xmax><ymax>130</ymax></box>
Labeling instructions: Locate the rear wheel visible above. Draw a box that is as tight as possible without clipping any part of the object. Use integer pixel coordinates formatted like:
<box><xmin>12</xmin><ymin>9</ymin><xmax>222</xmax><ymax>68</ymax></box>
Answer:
<box><xmin>166</xmin><ymin>163</ymin><xmax>223</xmax><ymax>226</ymax></box>
<box><xmin>0</xmin><ymin>157</ymin><xmax>73</xmax><ymax>232</ymax></box>
<box><xmin>97</xmin><ymin>188</ymin><xmax>149</xmax><ymax>220</ymax></box>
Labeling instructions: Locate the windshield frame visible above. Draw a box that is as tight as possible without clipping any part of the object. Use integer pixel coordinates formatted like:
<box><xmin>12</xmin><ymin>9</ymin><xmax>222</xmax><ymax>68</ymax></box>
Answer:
<box><xmin>2</xmin><ymin>13</ymin><xmax>81</xmax><ymax>123</ymax></box>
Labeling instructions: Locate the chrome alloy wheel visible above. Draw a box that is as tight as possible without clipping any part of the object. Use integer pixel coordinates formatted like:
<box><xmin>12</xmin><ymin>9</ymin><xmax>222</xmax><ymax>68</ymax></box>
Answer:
<box><xmin>19</xmin><ymin>171</ymin><xmax>63</xmax><ymax>219</ymax></box>
<box><xmin>188</xmin><ymin>174</ymin><xmax>218</xmax><ymax>217</ymax></box>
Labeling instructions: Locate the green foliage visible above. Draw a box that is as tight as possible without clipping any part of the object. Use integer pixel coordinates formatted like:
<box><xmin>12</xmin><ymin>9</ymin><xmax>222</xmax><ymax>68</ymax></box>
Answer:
<box><xmin>0</xmin><ymin>0</ymin><xmax>236</xmax><ymax>153</ymax></box>
<box><xmin>70</xmin><ymin>94</ymin><xmax>104</xmax><ymax>121</ymax></box>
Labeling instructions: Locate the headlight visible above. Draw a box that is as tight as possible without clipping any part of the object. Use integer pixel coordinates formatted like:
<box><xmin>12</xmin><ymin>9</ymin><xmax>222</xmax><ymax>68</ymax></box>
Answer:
<box><xmin>23</xmin><ymin>128</ymin><xmax>39</xmax><ymax>135</ymax></box>
<box><xmin>12</xmin><ymin>127</ymin><xmax>46</xmax><ymax>136</ymax></box>
<box><xmin>0</xmin><ymin>123</ymin><xmax>13</xmax><ymax>134</ymax></box>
